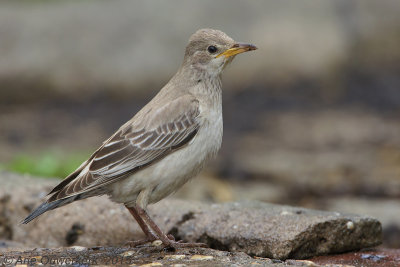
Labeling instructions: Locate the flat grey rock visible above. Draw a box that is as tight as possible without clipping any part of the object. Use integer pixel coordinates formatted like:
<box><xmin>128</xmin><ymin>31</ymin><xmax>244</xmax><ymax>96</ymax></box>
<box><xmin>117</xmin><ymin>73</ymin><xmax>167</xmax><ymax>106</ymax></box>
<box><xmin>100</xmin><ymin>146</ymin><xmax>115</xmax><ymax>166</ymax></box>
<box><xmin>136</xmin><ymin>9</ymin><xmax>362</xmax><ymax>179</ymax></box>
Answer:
<box><xmin>1</xmin><ymin>172</ymin><xmax>382</xmax><ymax>260</ymax></box>
<box><xmin>174</xmin><ymin>201</ymin><xmax>382</xmax><ymax>259</ymax></box>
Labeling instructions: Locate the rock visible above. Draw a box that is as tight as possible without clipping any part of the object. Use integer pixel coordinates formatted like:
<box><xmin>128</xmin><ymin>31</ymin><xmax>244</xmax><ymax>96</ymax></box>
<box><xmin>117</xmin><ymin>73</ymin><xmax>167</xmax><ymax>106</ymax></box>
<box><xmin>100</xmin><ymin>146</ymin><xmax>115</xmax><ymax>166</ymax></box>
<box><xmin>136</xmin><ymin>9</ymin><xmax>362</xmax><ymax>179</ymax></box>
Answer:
<box><xmin>0</xmin><ymin>172</ymin><xmax>57</xmax><ymax>247</ymax></box>
<box><xmin>1</xmin><ymin>172</ymin><xmax>382</xmax><ymax>260</ymax></box>
<box><xmin>174</xmin><ymin>201</ymin><xmax>382</xmax><ymax>260</ymax></box>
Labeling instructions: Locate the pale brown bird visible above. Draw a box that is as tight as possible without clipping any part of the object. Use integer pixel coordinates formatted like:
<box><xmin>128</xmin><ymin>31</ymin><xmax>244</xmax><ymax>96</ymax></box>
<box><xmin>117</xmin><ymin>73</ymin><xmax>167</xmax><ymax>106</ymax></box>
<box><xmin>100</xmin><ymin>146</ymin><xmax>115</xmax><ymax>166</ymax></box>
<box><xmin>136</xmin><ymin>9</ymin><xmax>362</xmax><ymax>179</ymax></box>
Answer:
<box><xmin>22</xmin><ymin>28</ymin><xmax>257</xmax><ymax>248</ymax></box>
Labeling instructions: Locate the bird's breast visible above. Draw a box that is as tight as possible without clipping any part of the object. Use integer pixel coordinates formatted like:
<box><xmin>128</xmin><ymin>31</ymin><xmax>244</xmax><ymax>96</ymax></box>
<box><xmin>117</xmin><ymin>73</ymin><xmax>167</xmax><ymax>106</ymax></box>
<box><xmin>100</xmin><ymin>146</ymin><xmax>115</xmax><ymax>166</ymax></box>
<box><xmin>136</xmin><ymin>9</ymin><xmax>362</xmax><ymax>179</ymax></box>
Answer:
<box><xmin>197</xmin><ymin>101</ymin><xmax>223</xmax><ymax>157</ymax></box>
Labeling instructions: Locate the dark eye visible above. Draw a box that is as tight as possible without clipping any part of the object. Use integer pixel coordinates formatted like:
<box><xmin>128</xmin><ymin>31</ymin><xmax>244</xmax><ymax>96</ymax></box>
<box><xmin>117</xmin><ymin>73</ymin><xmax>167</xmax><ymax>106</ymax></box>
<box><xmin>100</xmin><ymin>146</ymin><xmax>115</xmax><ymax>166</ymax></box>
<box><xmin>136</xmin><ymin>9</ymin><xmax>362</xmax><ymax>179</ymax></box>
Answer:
<box><xmin>207</xmin><ymin>45</ymin><xmax>218</xmax><ymax>54</ymax></box>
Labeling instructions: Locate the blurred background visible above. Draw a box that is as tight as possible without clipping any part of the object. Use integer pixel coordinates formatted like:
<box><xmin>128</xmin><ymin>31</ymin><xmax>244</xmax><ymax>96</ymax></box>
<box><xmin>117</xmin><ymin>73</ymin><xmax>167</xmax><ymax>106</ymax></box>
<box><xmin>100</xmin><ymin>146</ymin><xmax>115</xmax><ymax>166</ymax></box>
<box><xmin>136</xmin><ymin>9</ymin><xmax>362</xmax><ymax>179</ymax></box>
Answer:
<box><xmin>0</xmin><ymin>0</ymin><xmax>399</xmax><ymax>248</ymax></box>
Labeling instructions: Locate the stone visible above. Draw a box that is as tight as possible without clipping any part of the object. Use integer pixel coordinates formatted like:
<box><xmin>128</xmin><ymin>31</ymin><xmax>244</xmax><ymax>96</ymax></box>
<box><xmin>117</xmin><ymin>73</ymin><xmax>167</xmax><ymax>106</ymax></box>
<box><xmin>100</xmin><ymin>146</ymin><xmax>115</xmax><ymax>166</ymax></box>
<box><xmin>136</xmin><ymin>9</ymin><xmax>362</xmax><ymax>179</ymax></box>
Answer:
<box><xmin>174</xmin><ymin>201</ymin><xmax>382</xmax><ymax>260</ymax></box>
<box><xmin>190</xmin><ymin>255</ymin><xmax>214</xmax><ymax>261</ymax></box>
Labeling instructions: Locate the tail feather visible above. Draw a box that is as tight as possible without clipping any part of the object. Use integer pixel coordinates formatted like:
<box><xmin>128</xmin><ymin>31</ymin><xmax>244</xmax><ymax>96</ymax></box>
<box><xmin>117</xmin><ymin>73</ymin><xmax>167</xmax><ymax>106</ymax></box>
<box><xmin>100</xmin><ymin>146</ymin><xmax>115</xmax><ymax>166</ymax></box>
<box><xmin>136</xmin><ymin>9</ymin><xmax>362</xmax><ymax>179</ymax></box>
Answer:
<box><xmin>20</xmin><ymin>197</ymin><xmax>76</xmax><ymax>224</ymax></box>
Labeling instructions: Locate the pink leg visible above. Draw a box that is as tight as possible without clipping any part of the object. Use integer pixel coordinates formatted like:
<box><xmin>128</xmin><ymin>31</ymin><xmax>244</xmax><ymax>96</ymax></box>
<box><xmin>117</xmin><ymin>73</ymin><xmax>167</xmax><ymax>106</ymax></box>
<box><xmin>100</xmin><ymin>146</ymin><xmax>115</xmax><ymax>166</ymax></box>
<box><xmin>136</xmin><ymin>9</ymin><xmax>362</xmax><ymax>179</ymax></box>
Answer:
<box><xmin>134</xmin><ymin>204</ymin><xmax>207</xmax><ymax>248</ymax></box>
<box><xmin>125</xmin><ymin>205</ymin><xmax>158</xmax><ymax>247</ymax></box>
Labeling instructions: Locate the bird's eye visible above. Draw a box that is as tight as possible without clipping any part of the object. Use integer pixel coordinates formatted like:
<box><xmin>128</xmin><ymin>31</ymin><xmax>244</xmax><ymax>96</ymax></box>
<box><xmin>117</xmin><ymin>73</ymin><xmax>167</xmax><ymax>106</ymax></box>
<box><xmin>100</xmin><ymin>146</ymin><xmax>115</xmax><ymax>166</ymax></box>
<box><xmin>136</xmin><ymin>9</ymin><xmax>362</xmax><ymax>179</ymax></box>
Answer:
<box><xmin>207</xmin><ymin>45</ymin><xmax>218</xmax><ymax>54</ymax></box>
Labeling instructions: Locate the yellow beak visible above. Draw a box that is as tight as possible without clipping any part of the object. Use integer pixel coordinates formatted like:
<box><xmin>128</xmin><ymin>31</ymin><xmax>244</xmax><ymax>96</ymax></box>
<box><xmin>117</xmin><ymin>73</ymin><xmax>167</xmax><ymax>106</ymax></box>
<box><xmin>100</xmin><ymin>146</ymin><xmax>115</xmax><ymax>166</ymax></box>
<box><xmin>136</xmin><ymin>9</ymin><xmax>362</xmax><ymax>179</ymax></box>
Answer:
<box><xmin>216</xmin><ymin>43</ymin><xmax>257</xmax><ymax>58</ymax></box>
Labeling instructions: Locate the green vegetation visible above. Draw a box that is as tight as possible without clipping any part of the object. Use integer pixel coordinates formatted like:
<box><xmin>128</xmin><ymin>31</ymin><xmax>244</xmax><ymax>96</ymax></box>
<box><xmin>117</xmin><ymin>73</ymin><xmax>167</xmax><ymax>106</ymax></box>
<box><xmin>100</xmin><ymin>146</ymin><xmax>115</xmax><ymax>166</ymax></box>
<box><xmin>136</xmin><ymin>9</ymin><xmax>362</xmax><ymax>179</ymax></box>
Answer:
<box><xmin>1</xmin><ymin>152</ymin><xmax>89</xmax><ymax>178</ymax></box>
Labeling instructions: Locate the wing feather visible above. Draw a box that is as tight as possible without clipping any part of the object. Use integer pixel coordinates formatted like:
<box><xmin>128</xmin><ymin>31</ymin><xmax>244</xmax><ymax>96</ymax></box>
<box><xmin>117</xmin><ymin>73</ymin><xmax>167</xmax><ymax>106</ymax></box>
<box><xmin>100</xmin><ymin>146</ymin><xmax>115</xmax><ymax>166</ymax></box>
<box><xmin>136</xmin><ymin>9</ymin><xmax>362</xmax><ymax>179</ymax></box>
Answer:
<box><xmin>48</xmin><ymin>95</ymin><xmax>200</xmax><ymax>202</ymax></box>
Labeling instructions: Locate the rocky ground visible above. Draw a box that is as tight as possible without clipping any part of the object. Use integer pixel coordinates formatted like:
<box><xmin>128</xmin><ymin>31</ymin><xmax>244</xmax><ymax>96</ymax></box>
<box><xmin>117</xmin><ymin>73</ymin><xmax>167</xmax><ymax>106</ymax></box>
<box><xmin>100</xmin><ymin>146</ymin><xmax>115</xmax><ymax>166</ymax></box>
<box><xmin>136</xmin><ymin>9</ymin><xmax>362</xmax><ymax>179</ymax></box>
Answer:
<box><xmin>1</xmin><ymin>172</ymin><xmax>399</xmax><ymax>266</ymax></box>
<box><xmin>2</xmin><ymin>246</ymin><xmax>399</xmax><ymax>267</ymax></box>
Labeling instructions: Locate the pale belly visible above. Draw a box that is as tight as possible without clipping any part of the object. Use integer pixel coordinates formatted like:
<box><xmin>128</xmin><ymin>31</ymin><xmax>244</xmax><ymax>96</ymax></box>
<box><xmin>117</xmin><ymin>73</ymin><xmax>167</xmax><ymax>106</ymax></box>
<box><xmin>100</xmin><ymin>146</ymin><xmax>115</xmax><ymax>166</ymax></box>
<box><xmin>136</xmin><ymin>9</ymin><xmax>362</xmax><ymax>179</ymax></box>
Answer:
<box><xmin>108</xmin><ymin>113</ymin><xmax>222</xmax><ymax>207</ymax></box>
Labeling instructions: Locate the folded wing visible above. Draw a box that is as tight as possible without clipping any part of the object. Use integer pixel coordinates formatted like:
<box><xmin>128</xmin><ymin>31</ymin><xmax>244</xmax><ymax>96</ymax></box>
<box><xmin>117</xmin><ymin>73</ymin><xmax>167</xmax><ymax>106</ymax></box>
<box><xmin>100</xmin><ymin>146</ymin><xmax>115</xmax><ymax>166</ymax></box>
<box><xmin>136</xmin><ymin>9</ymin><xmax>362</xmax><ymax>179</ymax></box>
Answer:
<box><xmin>48</xmin><ymin>95</ymin><xmax>200</xmax><ymax>202</ymax></box>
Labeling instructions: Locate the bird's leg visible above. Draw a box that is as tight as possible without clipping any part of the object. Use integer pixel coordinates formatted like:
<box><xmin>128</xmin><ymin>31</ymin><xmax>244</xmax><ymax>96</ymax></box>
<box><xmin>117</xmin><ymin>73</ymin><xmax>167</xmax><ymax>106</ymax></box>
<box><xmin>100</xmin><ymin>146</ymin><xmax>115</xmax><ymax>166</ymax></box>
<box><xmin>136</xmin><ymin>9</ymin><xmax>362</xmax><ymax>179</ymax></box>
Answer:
<box><xmin>134</xmin><ymin>204</ymin><xmax>207</xmax><ymax>248</ymax></box>
<box><xmin>124</xmin><ymin>205</ymin><xmax>158</xmax><ymax>247</ymax></box>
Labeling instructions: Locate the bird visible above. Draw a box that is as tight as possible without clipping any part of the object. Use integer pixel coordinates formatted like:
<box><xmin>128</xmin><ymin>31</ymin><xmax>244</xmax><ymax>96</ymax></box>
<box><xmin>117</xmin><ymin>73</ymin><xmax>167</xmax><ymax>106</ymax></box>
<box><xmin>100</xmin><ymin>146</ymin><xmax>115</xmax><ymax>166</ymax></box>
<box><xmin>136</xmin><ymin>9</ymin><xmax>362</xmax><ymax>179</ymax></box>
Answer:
<box><xmin>21</xmin><ymin>28</ymin><xmax>257</xmax><ymax>248</ymax></box>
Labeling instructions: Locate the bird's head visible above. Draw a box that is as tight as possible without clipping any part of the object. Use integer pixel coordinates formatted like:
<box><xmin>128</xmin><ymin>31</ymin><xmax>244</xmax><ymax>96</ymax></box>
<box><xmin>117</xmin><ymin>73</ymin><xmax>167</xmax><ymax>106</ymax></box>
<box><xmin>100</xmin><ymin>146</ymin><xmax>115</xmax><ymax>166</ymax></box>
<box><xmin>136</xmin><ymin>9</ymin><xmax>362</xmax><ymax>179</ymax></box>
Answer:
<box><xmin>183</xmin><ymin>29</ymin><xmax>257</xmax><ymax>78</ymax></box>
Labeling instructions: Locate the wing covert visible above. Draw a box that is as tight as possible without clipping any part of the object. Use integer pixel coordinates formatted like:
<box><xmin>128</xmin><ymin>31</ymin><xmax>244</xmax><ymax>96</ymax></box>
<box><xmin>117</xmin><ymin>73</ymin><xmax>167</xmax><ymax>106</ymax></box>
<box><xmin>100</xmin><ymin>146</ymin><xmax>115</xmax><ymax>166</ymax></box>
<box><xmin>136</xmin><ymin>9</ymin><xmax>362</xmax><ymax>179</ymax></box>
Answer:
<box><xmin>48</xmin><ymin>96</ymin><xmax>200</xmax><ymax>202</ymax></box>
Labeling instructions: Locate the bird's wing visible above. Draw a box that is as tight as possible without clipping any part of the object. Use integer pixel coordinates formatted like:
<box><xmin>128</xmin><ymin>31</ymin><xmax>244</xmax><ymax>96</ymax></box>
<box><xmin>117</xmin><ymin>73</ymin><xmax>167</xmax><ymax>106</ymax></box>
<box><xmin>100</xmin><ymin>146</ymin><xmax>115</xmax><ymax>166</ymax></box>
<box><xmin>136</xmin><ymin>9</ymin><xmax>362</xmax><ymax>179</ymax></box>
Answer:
<box><xmin>48</xmin><ymin>95</ymin><xmax>200</xmax><ymax>202</ymax></box>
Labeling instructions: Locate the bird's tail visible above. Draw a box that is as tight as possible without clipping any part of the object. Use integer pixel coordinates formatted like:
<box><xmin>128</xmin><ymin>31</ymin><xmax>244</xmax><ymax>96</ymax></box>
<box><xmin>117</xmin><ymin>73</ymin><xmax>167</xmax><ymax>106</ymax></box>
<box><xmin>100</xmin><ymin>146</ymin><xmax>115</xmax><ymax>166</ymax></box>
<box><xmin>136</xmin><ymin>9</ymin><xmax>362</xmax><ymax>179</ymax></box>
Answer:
<box><xmin>20</xmin><ymin>196</ymin><xmax>77</xmax><ymax>224</ymax></box>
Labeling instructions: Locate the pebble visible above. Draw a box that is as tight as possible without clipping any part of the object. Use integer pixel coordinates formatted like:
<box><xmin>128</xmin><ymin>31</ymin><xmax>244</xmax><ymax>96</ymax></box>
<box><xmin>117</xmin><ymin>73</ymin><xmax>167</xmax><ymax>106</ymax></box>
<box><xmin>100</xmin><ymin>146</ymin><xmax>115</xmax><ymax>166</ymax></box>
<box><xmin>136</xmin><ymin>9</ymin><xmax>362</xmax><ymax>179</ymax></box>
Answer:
<box><xmin>70</xmin><ymin>246</ymin><xmax>86</xmax><ymax>252</ymax></box>
<box><xmin>138</xmin><ymin>262</ymin><xmax>163</xmax><ymax>266</ymax></box>
<box><xmin>164</xmin><ymin>255</ymin><xmax>186</xmax><ymax>260</ymax></box>
<box><xmin>280</xmin><ymin>210</ymin><xmax>293</xmax><ymax>216</ymax></box>
<box><xmin>190</xmin><ymin>255</ymin><xmax>214</xmax><ymax>261</ymax></box>
<box><xmin>120</xmin><ymin>251</ymin><xmax>135</xmax><ymax>257</ymax></box>
<box><xmin>346</xmin><ymin>221</ymin><xmax>355</xmax><ymax>230</ymax></box>
<box><xmin>152</xmin><ymin>240</ymin><xmax>163</xmax><ymax>247</ymax></box>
